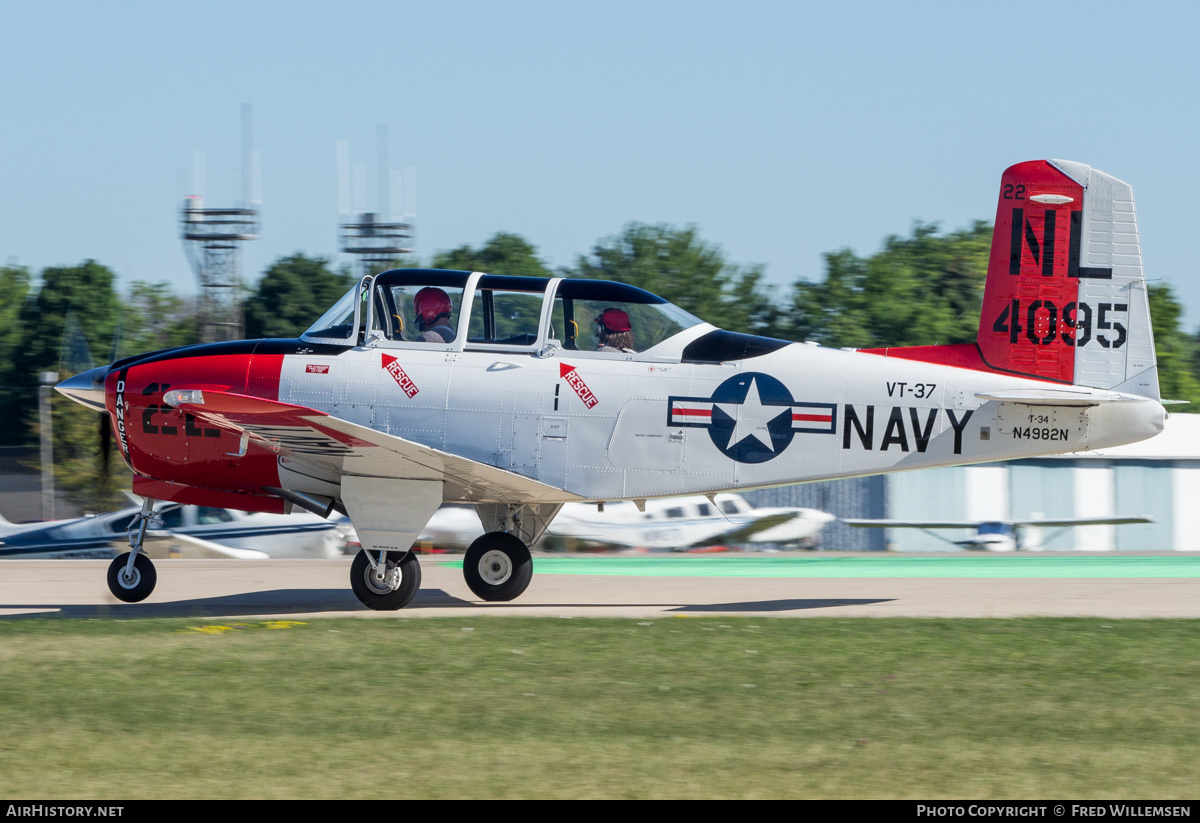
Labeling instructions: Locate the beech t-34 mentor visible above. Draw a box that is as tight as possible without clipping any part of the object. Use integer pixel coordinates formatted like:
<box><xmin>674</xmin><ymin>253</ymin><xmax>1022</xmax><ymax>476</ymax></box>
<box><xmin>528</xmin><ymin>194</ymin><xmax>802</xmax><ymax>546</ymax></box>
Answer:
<box><xmin>58</xmin><ymin>160</ymin><xmax>1166</xmax><ymax>609</ymax></box>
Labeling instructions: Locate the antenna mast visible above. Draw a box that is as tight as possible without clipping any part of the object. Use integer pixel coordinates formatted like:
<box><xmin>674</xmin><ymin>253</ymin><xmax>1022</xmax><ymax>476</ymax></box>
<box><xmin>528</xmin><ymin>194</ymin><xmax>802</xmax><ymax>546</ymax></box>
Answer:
<box><xmin>181</xmin><ymin>104</ymin><xmax>260</xmax><ymax>343</ymax></box>
<box><xmin>338</xmin><ymin>124</ymin><xmax>413</xmax><ymax>278</ymax></box>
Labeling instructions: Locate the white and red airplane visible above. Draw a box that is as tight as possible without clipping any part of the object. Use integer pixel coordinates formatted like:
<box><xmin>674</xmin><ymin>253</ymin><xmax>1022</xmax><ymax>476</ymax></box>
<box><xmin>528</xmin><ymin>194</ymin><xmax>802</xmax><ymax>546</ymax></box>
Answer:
<box><xmin>57</xmin><ymin>160</ymin><xmax>1166</xmax><ymax>608</ymax></box>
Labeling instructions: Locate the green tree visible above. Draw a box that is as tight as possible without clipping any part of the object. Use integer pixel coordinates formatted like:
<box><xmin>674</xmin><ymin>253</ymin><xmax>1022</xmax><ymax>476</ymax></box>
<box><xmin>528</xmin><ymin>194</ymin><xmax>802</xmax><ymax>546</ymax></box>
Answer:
<box><xmin>2</xmin><ymin>260</ymin><xmax>121</xmax><ymax>449</ymax></box>
<box><xmin>0</xmin><ymin>265</ymin><xmax>32</xmax><ymax>445</ymax></box>
<box><xmin>115</xmin><ymin>281</ymin><xmax>200</xmax><ymax>358</ymax></box>
<box><xmin>1148</xmin><ymin>283</ymin><xmax>1200</xmax><ymax>409</ymax></box>
<box><xmin>244</xmin><ymin>254</ymin><xmax>356</xmax><ymax>339</ymax></box>
<box><xmin>432</xmin><ymin>233</ymin><xmax>553</xmax><ymax>279</ymax></box>
<box><xmin>567</xmin><ymin>223</ymin><xmax>783</xmax><ymax>336</ymax></box>
<box><xmin>787</xmin><ymin>221</ymin><xmax>991</xmax><ymax>349</ymax></box>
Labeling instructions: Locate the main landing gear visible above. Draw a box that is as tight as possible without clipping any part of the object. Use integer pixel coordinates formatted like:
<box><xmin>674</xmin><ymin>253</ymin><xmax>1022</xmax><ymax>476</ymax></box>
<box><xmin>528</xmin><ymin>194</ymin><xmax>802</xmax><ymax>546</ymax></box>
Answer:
<box><xmin>351</xmin><ymin>549</ymin><xmax>422</xmax><ymax>610</ymax></box>
<box><xmin>463</xmin><ymin>532</ymin><xmax>533</xmax><ymax>602</ymax></box>
<box><xmin>106</xmin><ymin>497</ymin><xmax>159</xmax><ymax>603</ymax></box>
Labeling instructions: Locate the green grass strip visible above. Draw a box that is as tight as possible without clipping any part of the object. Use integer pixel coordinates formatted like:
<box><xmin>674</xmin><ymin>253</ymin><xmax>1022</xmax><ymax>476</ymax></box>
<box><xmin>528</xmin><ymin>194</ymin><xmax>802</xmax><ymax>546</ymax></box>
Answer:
<box><xmin>1</xmin><ymin>616</ymin><xmax>1197</xmax><ymax>798</ymax></box>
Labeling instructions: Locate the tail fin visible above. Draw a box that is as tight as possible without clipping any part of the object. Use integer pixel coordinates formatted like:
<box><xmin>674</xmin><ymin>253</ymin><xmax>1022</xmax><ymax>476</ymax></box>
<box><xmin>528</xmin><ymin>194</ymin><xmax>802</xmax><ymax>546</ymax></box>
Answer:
<box><xmin>977</xmin><ymin>160</ymin><xmax>1158</xmax><ymax>398</ymax></box>
<box><xmin>863</xmin><ymin>160</ymin><xmax>1159</xmax><ymax>400</ymax></box>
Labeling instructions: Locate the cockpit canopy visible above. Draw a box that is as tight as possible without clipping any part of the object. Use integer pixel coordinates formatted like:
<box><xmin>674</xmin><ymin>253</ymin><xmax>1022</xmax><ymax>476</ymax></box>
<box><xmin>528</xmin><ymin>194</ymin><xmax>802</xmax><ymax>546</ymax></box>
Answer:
<box><xmin>303</xmin><ymin>269</ymin><xmax>711</xmax><ymax>358</ymax></box>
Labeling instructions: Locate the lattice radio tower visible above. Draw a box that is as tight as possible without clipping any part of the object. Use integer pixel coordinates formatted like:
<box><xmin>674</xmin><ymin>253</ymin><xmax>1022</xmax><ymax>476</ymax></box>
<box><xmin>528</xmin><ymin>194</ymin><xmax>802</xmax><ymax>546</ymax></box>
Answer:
<box><xmin>181</xmin><ymin>105</ymin><xmax>260</xmax><ymax>342</ymax></box>
<box><xmin>338</xmin><ymin>125</ymin><xmax>413</xmax><ymax>278</ymax></box>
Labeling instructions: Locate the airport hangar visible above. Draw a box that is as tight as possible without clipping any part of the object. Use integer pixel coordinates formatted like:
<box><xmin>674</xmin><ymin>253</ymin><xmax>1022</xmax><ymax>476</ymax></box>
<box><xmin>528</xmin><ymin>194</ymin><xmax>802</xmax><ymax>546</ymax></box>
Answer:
<box><xmin>742</xmin><ymin>414</ymin><xmax>1200</xmax><ymax>552</ymax></box>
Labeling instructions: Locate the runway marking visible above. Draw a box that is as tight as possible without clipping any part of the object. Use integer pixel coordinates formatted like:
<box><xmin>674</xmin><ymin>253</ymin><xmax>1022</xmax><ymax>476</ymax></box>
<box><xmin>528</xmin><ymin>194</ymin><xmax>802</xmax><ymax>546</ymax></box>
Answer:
<box><xmin>439</xmin><ymin>556</ymin><xmax>1200</xmax><ymax>578</ymax></box>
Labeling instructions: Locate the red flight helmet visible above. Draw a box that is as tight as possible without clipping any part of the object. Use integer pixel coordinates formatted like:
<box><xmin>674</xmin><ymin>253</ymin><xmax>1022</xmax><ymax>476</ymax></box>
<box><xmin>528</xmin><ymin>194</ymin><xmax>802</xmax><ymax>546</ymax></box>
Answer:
<box><xmin>596</xmin><ymin>308</ymin><xmax>632</xmax><ymax>334</ymax></box>
<box><xmin>413</xmin><ymin>287</ymin><xmax>452</xmax><ymax>327</ymax></box>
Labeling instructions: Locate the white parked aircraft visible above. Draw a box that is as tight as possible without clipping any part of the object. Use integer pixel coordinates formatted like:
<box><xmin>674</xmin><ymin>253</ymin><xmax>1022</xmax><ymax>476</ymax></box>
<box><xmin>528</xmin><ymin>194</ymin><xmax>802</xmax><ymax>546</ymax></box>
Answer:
<box><xmin>843</xmin><ymin>515</ymin><xmax>1154</xmax><ymax>552</ymax></box>
<box><xmin>0</xmin><ymin>503</ymin><xmax>346</xmax><ymax>560</ymax></box>
<box><xmin>56</xmin><ymin>160</ymin><xmax>1167</xmax><ymax>608</ymax></box>
<box><xmin>342</xmin><ymin>494</ymin><xmax>834</xmax><ymax>553</ymax></box>
<box><xmin>545</xmin><ymin>494</ymin><xmax>835</xmax><ymax>551</ymax></box>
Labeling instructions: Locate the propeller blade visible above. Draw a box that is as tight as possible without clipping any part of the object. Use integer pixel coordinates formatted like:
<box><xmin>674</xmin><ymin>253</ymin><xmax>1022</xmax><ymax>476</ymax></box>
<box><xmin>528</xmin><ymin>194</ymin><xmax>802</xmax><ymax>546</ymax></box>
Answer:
<box><xmin>99</xmin><ymin>412</ymin><xmax>111</xmax><ymax>475</ymax></box>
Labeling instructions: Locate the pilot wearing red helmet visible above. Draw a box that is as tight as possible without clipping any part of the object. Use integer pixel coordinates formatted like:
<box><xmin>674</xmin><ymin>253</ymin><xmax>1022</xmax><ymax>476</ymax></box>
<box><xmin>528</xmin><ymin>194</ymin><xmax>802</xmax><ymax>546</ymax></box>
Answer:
<box><xmin>595</xmin><ymin>308</ymin><xmax>635</xmax><ymax>353</ymax></box>
<box><xmin>413</xmin><ymin>287</ymin><xmax>455</xmax><ymax>343</ymax></box>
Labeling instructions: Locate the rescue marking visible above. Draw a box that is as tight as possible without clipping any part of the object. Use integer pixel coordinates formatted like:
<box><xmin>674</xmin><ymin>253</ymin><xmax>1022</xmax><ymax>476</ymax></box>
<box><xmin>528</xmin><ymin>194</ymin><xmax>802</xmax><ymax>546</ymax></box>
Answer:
<box><xmin>560</xmin><ymin>363</ymin><xmax>598</xmax><ymax>409</ymax></box>
<box><xmin>382</xmin><ymin>354</ymin><xmax>419</xmax><ymax>398</ymax></box>
<box><xmin>305</xmin><ymin>364</ymin><xmax>330</xmax><ymax>374</ymax></box>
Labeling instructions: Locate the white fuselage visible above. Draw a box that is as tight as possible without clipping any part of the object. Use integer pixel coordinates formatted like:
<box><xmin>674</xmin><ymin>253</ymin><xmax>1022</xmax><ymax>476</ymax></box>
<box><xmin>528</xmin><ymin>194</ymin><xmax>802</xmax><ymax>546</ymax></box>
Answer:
<box><xmin>272</xmin><ymin>324</ymin><xmax>1165</xmax><ymax>505</ymax></box>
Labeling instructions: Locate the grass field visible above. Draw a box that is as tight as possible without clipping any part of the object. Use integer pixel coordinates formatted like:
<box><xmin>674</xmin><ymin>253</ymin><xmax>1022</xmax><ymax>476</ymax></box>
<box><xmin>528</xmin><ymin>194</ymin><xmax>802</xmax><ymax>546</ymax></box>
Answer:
<box><xmin>1</xmin><ymin>616</ymin><xmax>1198</xmax><ymax>799</ymax></box>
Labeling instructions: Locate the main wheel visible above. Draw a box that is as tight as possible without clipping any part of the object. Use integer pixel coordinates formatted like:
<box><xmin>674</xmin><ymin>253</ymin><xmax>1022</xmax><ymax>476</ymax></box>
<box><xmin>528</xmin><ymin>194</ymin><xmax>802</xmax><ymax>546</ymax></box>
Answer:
<box><xmin>463</xmin><ymin>532</ymin><xmax>533</xmax><ymax>602</ymax></box>
<box><xmin>350</xmin><ymin>549</ymin><xmax>422</xmax><ymax>610</ymax></box>
<box><xmin>106</xmin><ymin>552</ymin><xmax>157</xmax><ymax>603</ymax></box>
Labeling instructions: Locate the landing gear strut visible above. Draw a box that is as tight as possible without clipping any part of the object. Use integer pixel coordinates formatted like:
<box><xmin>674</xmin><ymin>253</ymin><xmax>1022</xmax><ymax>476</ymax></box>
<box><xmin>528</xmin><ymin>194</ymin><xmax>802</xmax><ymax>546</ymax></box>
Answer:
<box><xmin>350</xmin><ymin>549</ymin><xmax>422</xmax><ymax>610</ymax></box>
<box><xmin>106</xmin><ymin>497</ymin><xmax>159</xmax><ymax>603</ymax></box>
<box><xmin>463</xmin><ymin>532</ymin><xmax>532</xmax><ymax>601</ymax></box>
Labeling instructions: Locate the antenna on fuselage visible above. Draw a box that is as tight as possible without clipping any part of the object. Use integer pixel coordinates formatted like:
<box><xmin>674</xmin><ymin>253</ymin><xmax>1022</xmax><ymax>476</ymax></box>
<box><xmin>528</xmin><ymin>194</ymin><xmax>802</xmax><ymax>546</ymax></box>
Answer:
<box><xmin>180</xmin><ymin>104</ymin><xmax>260</xmax><ymax>343</ymax></box>
<box><xmin>338</xmin><ymin>124</ymin><xmax>414</xmax><ymax>279</ymax></box>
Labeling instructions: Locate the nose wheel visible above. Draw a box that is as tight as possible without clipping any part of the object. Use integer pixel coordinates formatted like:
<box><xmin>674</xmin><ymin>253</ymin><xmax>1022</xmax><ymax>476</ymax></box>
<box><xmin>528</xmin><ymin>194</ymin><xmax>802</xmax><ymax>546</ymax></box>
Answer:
<box><xmin>350</xmin><ymin>549</ymin><xmax>422</xmax><ymax>610</ymax></box>
<box><xmin>463</xmin><ymin>532</ymin><xmax>532</xmax><ymax>601</ymax></box>
<box><xmin>106</xmin><ymin>497</ymin><xmax>160</xmax><ymax>602</ymax></box>
<box><xmin>106</xmin><ymin>552</ymin><xmax>157</xmax><ymax>602</ymax></box>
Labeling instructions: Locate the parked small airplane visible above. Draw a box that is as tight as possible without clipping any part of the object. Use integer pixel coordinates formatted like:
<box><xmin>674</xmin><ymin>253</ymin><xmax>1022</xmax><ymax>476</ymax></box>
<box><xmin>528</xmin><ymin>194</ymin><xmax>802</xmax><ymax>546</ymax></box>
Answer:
<box><xmin>0</xmin><ymin>502</ymin><xmax>347</xmax><ymax>560</ymax></box>
<box><xmin>843</xmin><ymin>515</ymin><xmax>1154</xmax><ymax>552</ymax></box>
<box><xmin>342</xmin><ymin>494</ymin><xmax>835</xmax><ymax>553</ymax></box>
<box><xmin>56</xmin><ymin>160</ymin><xmax>1167</xmax><ymax>608</ymax></box>
<box><xmin>544</xmin><ymin>494</ymin><xmax>835</xmax><ymax>551</ymax></box>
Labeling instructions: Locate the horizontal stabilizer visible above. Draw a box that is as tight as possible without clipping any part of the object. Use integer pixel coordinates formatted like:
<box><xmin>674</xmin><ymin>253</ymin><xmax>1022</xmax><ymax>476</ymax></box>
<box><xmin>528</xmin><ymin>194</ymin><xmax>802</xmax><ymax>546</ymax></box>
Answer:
<box><xmin>973</xmin><ymin>388</ymin><xmax>1140</xmax><ymax>406</ymax></box>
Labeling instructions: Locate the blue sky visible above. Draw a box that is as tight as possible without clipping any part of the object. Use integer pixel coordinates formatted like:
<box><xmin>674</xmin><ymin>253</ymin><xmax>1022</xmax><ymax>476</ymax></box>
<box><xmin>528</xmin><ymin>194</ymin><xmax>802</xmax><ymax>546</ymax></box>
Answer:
<box><xmin>3</xmin><ymin>1</ymin><xmax>1199</xmax><ymax>325</ymax></box>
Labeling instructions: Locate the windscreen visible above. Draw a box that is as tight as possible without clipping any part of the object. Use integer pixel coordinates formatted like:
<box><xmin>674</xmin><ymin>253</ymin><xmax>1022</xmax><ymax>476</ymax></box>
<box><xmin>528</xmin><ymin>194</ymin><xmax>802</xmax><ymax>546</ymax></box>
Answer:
<box><xmin>303</xmin><ymin>285</ymin><xmax>361</xmax><ymax>340</ymax></box>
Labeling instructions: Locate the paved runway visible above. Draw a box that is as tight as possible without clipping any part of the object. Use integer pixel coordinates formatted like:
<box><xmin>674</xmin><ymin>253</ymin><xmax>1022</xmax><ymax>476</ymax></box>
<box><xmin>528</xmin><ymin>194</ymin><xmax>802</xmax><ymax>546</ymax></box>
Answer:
<box><xmin>3</xmin><ymin>553</ymin><xmax>1200</xmax><ymax>620</ymax></box>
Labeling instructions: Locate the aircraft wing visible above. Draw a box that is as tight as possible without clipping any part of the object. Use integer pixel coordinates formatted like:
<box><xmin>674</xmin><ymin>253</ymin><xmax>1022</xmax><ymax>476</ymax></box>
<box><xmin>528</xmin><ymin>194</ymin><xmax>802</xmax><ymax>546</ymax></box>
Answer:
<box><xmin>142</xmin><ymin>532</ymin><xmax>271</xmax><ymax>560</ymax></box>
<box><xmin>0</xmin><ymin>534</ymin><xmax>119</xmax><ymax>559</ymax></box>
<box><xmin>844</xmin><ymin>516</ymin><xmax>1153</xmax><ymax>528</ymax></box>
<box><xmin>165</xmin><ymin>389</ymin><xmax>582</xmax><ymax>504</ymax></box>
<box><xmin>685</xmin><ymin>511</ymin><xmax>829</xmax><ymax>547</ymax></box>
<box><xmin>1006</xmin><ymin>515</ymin><xmax>1153</xmax><ymax>527</ymax></box>
<box><xmin>843</xmin><ymin>519</ymin><xmax>991</xmax><ymax>529</ymax></box>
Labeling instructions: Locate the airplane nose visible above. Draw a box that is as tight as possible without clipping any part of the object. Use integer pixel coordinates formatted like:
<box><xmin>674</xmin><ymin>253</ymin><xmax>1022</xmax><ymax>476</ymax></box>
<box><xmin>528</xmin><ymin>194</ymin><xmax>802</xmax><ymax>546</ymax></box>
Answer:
<box><xmin>55</xmin><ymin>365</ymin><xmax>111</xmax><ymax>411</ymax></box>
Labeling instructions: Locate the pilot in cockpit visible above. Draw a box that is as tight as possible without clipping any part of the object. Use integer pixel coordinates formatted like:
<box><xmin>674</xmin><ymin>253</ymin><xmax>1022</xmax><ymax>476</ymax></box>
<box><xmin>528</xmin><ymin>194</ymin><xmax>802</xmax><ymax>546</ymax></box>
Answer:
<box><xmin>595</xmin><ymin>308</ymin><xmax>636</xmax><ymax>353</ymax></box>
<box><xmin>413</xmin><ymin>287</ymin><xmax>456</xmax><ymax>344</ymax></box>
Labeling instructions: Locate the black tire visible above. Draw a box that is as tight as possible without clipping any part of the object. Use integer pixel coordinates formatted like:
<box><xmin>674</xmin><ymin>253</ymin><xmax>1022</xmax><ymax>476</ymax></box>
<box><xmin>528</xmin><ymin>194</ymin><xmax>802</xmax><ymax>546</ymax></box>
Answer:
<box><xmin>106</xmin><ymin>552</ymin><xmax>157</xmax><ymax>603</ymax></box>
<box><xmin>350</xmin><ymin>549</ymin><xmax>422</xmax><ymax>610</ymax></box>
<box><xmin>463</xmin><ymin>532</ymin><xmax>533</xmax><ymax>602</ymax></box>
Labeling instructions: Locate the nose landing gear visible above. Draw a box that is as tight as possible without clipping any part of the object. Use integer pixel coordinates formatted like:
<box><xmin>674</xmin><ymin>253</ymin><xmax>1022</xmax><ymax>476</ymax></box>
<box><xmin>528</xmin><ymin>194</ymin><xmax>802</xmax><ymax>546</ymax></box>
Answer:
<box><xmin>106</xmin><ymin>497</ymin><xmax>159</xmax><ymax>603</ymax></box>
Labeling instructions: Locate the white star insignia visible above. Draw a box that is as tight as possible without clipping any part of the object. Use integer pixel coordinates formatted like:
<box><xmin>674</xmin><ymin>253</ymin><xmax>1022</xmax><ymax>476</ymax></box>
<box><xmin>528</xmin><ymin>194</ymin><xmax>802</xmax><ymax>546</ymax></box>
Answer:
<box><xmin>716</xmin><ymin>377</ymin><xmax>787</xmax><ymax>453</ymax></box>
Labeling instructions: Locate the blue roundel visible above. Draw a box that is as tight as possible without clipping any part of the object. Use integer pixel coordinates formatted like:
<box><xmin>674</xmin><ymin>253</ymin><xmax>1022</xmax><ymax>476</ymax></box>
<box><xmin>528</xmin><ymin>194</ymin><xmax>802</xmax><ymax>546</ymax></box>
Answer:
<box><xmin>707</xmin><ymin>372</ymin><xmax>796</xmax><ymax>463</ymax></box>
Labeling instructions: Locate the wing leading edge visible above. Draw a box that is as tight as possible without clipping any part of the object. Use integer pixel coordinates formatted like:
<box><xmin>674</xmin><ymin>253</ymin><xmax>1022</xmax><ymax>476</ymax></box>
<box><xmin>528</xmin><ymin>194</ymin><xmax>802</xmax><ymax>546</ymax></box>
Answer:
<box><xmin>163</xmin><ymin>389</ymin><xmax>583</xmax><ymax>505</ymax></box>
<box><xmin>844</xmin><ymin>516</ymin><xmax>1153</xmax><ymax>529</ymax></box>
